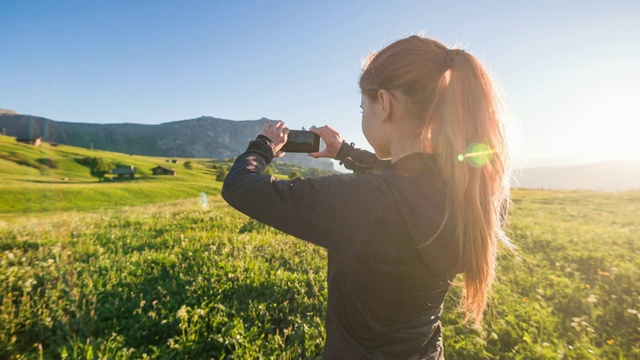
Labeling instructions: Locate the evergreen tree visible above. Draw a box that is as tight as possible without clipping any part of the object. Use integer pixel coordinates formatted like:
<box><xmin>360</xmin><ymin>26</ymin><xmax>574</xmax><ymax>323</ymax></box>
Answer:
<box><xmin>216</xmin><ymin>167</ymin><xmax>228</xmax><ymax>182</ymax></box>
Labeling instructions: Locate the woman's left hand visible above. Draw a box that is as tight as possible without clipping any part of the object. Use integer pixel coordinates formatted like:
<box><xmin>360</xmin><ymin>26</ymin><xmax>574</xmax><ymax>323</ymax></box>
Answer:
<box><xmin>308</xmin><ymin>125</ymin><xmax>343</xmax><ymax>159</ymax></box>
<box><xmin>259</xmin><ymin>120</ymin><xmax>289</xmax><ymax>158</ymax></box>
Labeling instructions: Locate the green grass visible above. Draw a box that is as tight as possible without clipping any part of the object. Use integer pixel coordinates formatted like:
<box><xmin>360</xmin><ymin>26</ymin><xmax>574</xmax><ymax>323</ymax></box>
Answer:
<box><xmin>1</xmin><ymin>200</ymin><xmax>327</xmax><ymax>359</ymax></box>
<box><xmin>441</xmin><ymin>190</ymin><xmax>640</xmax><ymax>359</ymax></box>
<box><xmin>0</xmin><ymin>135</ymin><xmax>334</xmax><ymax>215</ymax></box>
<box><xmin>2</xmin><ymin>136</ymin><xmax>639</xmax><ymax>358</ymax></box>
<box><xmin>0</xmin><ymin>135</ymin><xmax>227</xmax><ymax>215</ymax></box>
<box><xmin>0</xmin><ymin>190</ymin><xmax>638</xmax><ymax>359</ymax></box>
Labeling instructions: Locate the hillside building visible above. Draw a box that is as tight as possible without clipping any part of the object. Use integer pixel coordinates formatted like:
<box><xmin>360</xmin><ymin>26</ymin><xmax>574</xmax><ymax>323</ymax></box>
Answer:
<box><xmin>16</xmin><ymin>136</ymin><xmax>42</xmax><ymax>146</ymax></box>
<box><xmin>151</xmin><ymin>166</ymin><xmax>176</xmax><ymax>176</ymax></box>
<box><xmin>112</xmin><ymin>166</ymin><xmax>137</xmax><ymax>179</ymax></box>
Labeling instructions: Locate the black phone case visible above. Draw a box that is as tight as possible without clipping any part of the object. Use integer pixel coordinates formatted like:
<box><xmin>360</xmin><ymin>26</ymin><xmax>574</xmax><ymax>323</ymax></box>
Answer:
<box><xmin>281</xmin><ymin>130</ymin><xmax>320</xmax><ymax>153</ymax></box>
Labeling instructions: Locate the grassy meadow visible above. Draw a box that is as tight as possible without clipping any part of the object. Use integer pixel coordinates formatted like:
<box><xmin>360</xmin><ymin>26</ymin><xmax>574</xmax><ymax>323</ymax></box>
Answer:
<box><xmin>0</xmin><ymin>135</ymin><xmax>323</xmax><ymax>215</ymax></box>
<box><xmin>1</xmin><ymin>136</ymin><xmax>639</xmax><ymax>359</ymax></box>
<box><xmin>0</xmin><ymin>135</ymin><xmax>226</xmax><ymax>215</ymax></box>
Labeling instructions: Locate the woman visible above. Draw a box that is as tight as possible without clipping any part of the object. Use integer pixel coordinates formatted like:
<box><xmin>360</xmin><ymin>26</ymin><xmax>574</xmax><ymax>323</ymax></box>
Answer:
<box><xmin>222</xmin><ymin>35</ymin><xmax>511</xmax><ymax>359</ymax></box>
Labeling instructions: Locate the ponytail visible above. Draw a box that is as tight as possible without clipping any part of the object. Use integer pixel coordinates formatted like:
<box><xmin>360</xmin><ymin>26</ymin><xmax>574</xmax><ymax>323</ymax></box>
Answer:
<box><xmin>360</xmin><ymin>36</ymin><xmax>512</xmax><ymax>324</ymax></box>
<box><xmin>429</xmin><ymin>49</ymin><xmax>511</xmax><ymax>324</ymax></box>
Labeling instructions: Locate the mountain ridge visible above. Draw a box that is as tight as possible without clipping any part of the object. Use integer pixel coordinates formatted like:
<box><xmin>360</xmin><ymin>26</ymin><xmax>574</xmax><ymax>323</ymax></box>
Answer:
<box><xmin>515</xmin><ymin>160</ymin><xmax>640</xmax><ymax>191</ymax></box>
<box><xmin>0</xmin><ymin>113</ymin><xmax>334</xmax><ymax>171</ymax></box>
<box><xmin>3</xmin><ymin>111</ymin><xmax>638</xmax><ymax>190</ymax></box>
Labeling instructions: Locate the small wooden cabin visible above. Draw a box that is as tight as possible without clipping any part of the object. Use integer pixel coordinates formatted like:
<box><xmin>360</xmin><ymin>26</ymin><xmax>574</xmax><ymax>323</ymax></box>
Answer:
<box><xmin>151</xmin><ymin>166</ymin><xmax>176</xmax><ymax>176</ymax></box>
<box><xmin>112</xmin><ymin>166</ymin><xmax>137</xmax><ymax>179</ymax></box>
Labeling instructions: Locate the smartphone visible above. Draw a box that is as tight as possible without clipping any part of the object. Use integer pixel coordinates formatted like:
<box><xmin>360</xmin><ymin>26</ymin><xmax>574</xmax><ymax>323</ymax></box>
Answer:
<box><xmin>281</xmin><ymin>130</ymin><xmax>320</xmax><ymax>153</ymax></box>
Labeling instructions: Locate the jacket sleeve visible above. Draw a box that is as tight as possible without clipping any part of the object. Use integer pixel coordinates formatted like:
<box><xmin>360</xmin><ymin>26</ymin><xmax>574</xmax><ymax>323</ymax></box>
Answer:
<box><xmin>222</xmin><ymin>136</ymin><xmax>383</xmax><ymax>253</ymax></box>
<box><xmin>333</xmin><ymin>141</ymin><xmax>391</xmax><ymax>173</ymax></box>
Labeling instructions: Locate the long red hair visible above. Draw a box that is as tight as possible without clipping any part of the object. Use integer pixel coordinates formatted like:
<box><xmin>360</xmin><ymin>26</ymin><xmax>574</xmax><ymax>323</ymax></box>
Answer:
<box><xmin>359</xmin><ymin>36</ymin><xmax>511</xmax><ymax>324</ymax></box>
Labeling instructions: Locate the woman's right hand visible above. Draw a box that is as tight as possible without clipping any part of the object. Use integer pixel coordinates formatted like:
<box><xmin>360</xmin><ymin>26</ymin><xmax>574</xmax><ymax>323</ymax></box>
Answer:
<box><xmin>259</xmin><ymin>120</ymin><xmax>289</xmax><ymax>158</ymax></box>
<box><xmin>308</xmin><ymin>125</ymin><xmax>344</xmax><ymax>159</ymax></box>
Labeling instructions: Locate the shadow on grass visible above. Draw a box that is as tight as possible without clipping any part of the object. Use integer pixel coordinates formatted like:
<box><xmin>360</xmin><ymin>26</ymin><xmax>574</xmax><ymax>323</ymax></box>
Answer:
<box><xmin>21</xmin><ymin>179</ymin><xmax>89</xmax><ymax>184</ymax></box>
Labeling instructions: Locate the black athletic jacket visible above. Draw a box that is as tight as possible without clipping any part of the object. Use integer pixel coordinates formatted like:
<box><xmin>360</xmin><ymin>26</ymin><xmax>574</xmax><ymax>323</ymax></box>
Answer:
<box><xmin>222</xmin><ymin>136</ymin><xmax>462</xmax><ymax>359</ymax></box>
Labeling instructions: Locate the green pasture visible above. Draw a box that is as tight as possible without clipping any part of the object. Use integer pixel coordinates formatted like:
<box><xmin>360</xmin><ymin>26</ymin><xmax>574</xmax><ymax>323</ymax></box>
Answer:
<box><xmin>1</xmin><ymin>190</ymin><xmax>639</xmax><ymax>359</ymax></box>
<box><xmin>0</xmin><ymin>135</ymin><xmax>320</xmax><ymax>215</ymax></box>
<box><xmin>1</xmin><ymin>135</ymin><xmax>639</xmax><ymax>358</ymax></box>
<box><xmin>0</xmin><ymin>135</ymin><xmax>224</xmax><ymax>215</ymax></box>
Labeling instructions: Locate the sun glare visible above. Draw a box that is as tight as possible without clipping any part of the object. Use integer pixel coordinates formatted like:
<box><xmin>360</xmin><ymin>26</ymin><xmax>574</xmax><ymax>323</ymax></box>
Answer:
<box><xmin>532</xmin><ymin>70</ymin><xmax>638</xmax><ymax>163</ymax></box>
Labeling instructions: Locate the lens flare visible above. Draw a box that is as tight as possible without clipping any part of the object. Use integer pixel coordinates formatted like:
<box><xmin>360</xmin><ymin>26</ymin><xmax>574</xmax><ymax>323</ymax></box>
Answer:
<box><xmin>198</xmin><ymin>191</ymin><xmax>208</xmax><ymax>209</ymax></box>
<box><xmin>458</xmin><ymin>143</ymin><xmax>495</xmax><ymax>167</ymax></box>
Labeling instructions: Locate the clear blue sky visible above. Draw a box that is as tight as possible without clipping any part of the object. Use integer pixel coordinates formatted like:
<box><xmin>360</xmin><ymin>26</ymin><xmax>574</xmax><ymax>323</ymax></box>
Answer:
<box><xmin>2</xmin><ymin>1</ymin><xmax>639</xmax><ymax>167</ymax></box>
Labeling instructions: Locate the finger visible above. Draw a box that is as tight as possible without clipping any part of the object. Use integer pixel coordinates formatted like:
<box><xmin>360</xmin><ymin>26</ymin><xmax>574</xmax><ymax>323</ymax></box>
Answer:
<box><xmin>314</xmin><ymin>128</ymin><xmax>337</xmax><ymax>143</ymax></box>
<box><xmin>308</xmin><ymin>150</ymin><xmax>329</xmax><ymax>158</ymax></box>
<box><xmin>314</xmin><ymin>126</ymin><xmax>336</xmax><ymax>137</ymax></box>
<box><xmin>309</xmin><ymin>126</ymin><xmax>327</xmax><ymax>135</ymax></box>
<box><xmin>310</xmin><ymin>126</ymin><xmax>329</xmax><ymax>137</ymax></box>
<box><xmin>276</xmin><ymin>151</ymin><xmax>286</xmax><ymax>158</ymax></box>
<box><xmin>326</xmin><ymin>125</ymin><xmax>341</xmax><ymax>136</ymax></box>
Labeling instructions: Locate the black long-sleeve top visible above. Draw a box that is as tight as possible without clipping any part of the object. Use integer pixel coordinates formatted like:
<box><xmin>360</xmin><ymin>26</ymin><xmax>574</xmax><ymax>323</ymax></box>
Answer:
<box><xmin>222</xmin><ymin>136</ymin><xmax>462</xmax><ymax>359</ymax></box>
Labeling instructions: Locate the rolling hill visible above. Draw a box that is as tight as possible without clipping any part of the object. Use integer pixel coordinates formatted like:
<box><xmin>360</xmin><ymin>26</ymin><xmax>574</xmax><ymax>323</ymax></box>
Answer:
<box><xmin>0</xmin><ymin>111</ymin><xmax>334</xmax><ymax>171</ymax></box>
<box><xmin>3</xmin><ymin>110</ymin><xmax>637</xmax><ymax>191</ymax></box>
<box><xmin>0</xmin><ymin>135</ymin><xmax>333</xmax><ymax>214</ymax></box>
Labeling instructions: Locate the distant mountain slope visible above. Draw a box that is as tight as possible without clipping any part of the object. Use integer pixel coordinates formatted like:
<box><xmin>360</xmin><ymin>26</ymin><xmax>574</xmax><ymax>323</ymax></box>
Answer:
<box><xmin>515</xmin><ymin>160</ymin><xmax>640</xmax><ymax>191</ymax></box>
<box><xmin>0</xmin><ymin>113</ymin><xmax>333</xmax><ymax>170</ymax></box>
<box><xmin>0</xmin><ymin>109</ymin><xmax>18</xmax><ymax>115</ymax></box>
